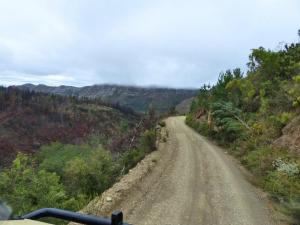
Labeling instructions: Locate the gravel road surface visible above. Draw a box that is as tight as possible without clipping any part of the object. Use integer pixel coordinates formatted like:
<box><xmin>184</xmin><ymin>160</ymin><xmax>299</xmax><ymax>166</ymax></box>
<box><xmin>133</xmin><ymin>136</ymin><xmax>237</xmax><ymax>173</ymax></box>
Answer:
<box><xmin>119</xmin><ymin>116</ymin><xmax>275</xmax><ymax>225</ymax></box>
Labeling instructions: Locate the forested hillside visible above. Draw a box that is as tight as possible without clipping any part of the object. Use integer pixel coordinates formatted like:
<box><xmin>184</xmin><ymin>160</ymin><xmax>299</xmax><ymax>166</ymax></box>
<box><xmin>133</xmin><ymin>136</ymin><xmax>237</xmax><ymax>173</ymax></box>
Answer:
<box><xmin>187</xmin><ymin>40</ymin><xmax>300</xmax><ymax>220</ymax></box>
<box><xmin>17</xmin><ymin>84</ymin><xmax>197</xmax><ymax>113</ymax></box>
<box><xmin>0</xmin><ymin>87</ymin><xmax>158</xmax><ymax>221</ymax></box>
<box><xmin>0</xmin><ymin>87</ymin><xmax>140</xmax><ymax>166</ymax></box>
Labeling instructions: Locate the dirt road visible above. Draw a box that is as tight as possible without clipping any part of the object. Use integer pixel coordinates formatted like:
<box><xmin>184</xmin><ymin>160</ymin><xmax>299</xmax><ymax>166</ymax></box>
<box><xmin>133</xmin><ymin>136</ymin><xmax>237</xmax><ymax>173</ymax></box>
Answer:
<box><xmin>119</xmin><ymin>116</ymin><xmax>275</xmax><ymax>225</ymax></box>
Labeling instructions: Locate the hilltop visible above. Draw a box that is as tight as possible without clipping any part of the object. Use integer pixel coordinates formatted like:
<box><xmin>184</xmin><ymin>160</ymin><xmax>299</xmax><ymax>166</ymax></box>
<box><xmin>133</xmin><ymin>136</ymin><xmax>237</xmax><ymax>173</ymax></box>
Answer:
<box><xmin>16</xmin><ymin>84</ymin><xmax>197</xmax><ymax>113</ymax></box>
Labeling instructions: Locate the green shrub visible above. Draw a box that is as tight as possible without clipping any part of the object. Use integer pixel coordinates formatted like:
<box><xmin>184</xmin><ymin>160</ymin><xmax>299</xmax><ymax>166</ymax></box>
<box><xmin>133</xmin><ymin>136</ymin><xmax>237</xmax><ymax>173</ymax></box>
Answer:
<box><xmin>159</xmin><ymin>121</ymin><xmax>166</xmax><ymax>127</ymax></box>
<box><xmin>269</xmin><ymin>112</ymin><xmax>295</xmax><ymax>131</ymax></box>
<box><xmin>265</xmin><ymin>171</ymin><xmax>300</xmax><ymax>201</ymax></box>
<box><xmin>242</xmin><ymin>147</ymin><xmax>291</xmax><ymax>175</ymax></box>
<box><xmin>186</xmin><ymin>114</ymin><xmax>213</xmax><ymax>137</ymax></box>
<box><xmin>210</xmin><ymin>101</ymin><xmax>246</xmax><ymax>142</ymax></box>
<box><xmin>63</xmin><ymin>147</ymin><xmax>116</xmax><ymax>197</ymax></box>
<box><xmin>120</xmin><ymin>120</ymin><xmax>129</xmax><ymax>132</ymax></box>
<box><xmin>117</xmin><ymin>128</ymin><xmax>157</xmax><ymax>173</ymax></box>
<box><xmin>197</xmin><ymin>122</ymin><xmax>212</xmax><ymax>136</ymax></box>
<box><xmin>140</xmin><ymin>129</ymin><xmax>156</xmax><ymax>152</ymax></box>
<box><xmin>38</xmin><ymin>142</ymin><xmax>93</xmax><ymax>176</ymax></box>
<box><xmin>0</xmin><ymin>154</ymin><xmax>69</xmax><ymax>215</ymax></box>
<box><xmin>185</xmin><ymin>114</ymin><xmax>195</xmax><ymax>127</ymax></box>
<box><xmin>119</xmin><ymin>148</ymin><xmax>145</xmax><ymax>173</ymax></box>
<box><xmin>63</xmin><ymin>158</ymin><xmax>90</xmax><ymax>195</ymax></box>
<box><xmin>277</xmin><ymin>112</ymin><xmax>295</xmax><ymax>126</ymax></box>
<box><xmin>282</xmin><ymin>199</ymin><xmax>300</xmax><ymax>220</ymax></box>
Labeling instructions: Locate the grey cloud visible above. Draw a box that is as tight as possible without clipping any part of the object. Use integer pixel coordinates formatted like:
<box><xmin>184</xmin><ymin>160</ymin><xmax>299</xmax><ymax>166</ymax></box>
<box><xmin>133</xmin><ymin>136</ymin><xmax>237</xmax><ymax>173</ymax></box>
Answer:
<box><xmin>0</xmin><ymin>0</ymin><xmax>299</xmax><ymax>87</ymax></box>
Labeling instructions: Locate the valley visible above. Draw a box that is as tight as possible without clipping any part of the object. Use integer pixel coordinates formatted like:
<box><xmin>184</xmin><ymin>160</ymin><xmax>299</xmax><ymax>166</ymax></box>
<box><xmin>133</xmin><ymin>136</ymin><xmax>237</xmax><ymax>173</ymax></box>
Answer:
<box><xmin>0</xmin><ymin>86</ymin><xmax>159</xmax><ymax>219</ymax></box>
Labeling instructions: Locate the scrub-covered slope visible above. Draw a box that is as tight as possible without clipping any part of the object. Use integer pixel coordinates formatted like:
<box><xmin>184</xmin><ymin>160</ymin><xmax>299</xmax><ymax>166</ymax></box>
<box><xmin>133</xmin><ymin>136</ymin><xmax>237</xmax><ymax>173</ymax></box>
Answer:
<box><xmin>186</xmin><ymin>40</ymin><xmax>300</xmax><ymax>222</ymax></box>
<box><xmin>0</xmin><ymin>86</ymin><xmax>139</xmax><ymax>166</ymax></box>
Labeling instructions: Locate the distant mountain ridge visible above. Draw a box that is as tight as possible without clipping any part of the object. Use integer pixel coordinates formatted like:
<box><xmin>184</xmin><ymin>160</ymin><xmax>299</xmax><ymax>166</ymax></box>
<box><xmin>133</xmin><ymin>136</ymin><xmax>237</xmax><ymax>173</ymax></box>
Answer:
<box><xmin>16</xmin><ymin>84</ymin><xmax>198</xmax><ymax>113</ymax></box>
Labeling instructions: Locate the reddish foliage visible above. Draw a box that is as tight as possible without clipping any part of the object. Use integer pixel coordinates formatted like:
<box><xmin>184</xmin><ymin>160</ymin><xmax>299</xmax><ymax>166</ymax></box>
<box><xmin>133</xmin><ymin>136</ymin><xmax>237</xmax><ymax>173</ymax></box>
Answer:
<box><xmin>0</xmin><ymin>138</ymin><xmax>18</xmax><ymax>166</ymax></box>
<box><xmin>0</xmin><ymin>87</ymin><xmax>140</xmax><ymax>166</ymax></box>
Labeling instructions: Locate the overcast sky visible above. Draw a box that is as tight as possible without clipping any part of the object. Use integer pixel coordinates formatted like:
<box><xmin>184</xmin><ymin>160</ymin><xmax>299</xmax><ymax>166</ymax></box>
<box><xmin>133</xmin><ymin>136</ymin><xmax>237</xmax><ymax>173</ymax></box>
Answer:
<box><xmin>0</xmin><ymin>0</ymin><xmax>299</xmax><ymax>88</ymax></box>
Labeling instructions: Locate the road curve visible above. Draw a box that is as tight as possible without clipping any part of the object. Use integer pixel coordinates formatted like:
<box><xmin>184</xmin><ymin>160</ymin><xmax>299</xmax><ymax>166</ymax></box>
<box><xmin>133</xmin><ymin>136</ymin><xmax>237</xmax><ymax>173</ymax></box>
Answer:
<box><xmin>120</xmin><ymin>116</ymin><xmax>275</xmax><ymax>225</ymax></box>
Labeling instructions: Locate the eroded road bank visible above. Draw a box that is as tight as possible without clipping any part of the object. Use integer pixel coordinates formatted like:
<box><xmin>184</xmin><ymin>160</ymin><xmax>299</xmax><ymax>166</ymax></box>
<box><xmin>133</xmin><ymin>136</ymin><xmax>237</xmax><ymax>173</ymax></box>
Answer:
<box><xmin>76</xmin><ymin>116</ymin><xmax>277</xmax><ymax>225</ymax></box>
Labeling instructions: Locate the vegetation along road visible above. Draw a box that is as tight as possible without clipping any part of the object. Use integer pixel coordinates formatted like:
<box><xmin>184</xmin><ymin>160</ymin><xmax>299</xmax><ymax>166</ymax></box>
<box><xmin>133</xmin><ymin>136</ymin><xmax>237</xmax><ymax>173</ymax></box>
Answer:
<box><xmin>120</xmin><ymin>116</ymin><xmax>275</xmax><ymax>225</ymax></box>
